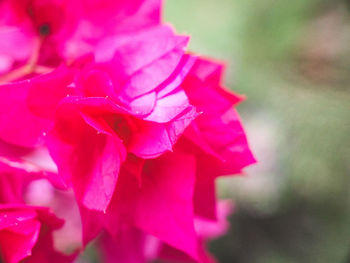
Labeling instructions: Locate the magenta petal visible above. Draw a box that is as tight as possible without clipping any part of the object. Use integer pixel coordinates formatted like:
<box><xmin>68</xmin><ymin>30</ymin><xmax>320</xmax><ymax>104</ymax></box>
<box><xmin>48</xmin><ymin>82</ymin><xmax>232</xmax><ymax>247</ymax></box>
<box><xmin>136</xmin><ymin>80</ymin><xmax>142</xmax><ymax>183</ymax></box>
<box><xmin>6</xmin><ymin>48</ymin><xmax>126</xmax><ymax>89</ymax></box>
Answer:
<box><xmin>81</xmin><ymin>136</ymin><xmax>125</xmax><ymax>211</ymax></box>
<box><xmin>165</xmin><ymin>106</ymin><xmax>198</xmax><ymax>144</ymax></box>
<box><xmin>0</xmin><ymin>219</ymin><xmax>40</xmax><ymax>263</ymax></box>
<box><xmin>100</xmin><ymin>152</ymin><xmax>199</xmax><ymax>260</ymax></box>
<box><xmin>193</xmin><ymin>172</ymin><xmax>217</xmax><ymax>220</ymax></box>
<box><xmin>184</xmin><ymin>123</ymin><xmax>223</xmax><ymax>160</ymax></box>
<box><xmin>0</xmin><ymin>156</ymin><xmax>47</xmax><ymax>204</ymax></box>
<box><xmin>57</xmin><ymin>96</ymin><xmax>128</xmax><ymax>116</ymax></box>
<box><xmin>133</xmin><ymin>152</ymin><xmax>199</xmax><ymax>261</ymax></box>
<box><xmin>130</xmin><ymin>106</ymin><xmax>197</xmax><ymax>158</ymax></box>
<box><xmin>144</xmin><ymin>89</ymin><xmax>191</xmax><ymax>123</ymax></box>
<box><xmin>78</xmin><ymin>204</ymin><xmax>104</xmax><ymax>246</ymax></box>
<box><xmin>0</xmin><ymin>81</ymin><xmax>50</xmax><ymax>148</ymax></box>
<box><xmin>63</xmin><ymin>0</ymin><xmax>161</xmax><ymax>59</ymax></box>
<box><xmin>48</xmin><ymin>103</ymin><xmax>126</xmax><ymax>211</ymax></box>
<box><xmin>129</xmin><ymin>92</ymin><xmax>157</xmax><ymax>117</ymax></box>
<box><xmin>0</xmin><ymin>140</ymin><xmax>64</xmax><ymax>204</ymax></box>
<box><xmin>48</xmin><ymin>133</ymin><xmax>125</xmax><ymax>212</ymax></box>
<box><xmin>96</xmin><ymin>26</ymin><xmax>189</xmax><ymax>99</ymax></box>
<box><xmin>81</xmin><ymin>0</ymin><xmax>161</xmax><ymax>34</ymax></box>
<box><xmin>157</xmin><ymin>54</ymin><xmax>197</xmax><ymax>99</ymax></box>
<box><xmin>0</xmin><ymin>205</ymin><xmax>67</xmax><ymax>263</ymax></box>
<box><xmin>128</xmin><ymin>121</ymin><xmax>173</xmax><ymax>158</ymax></box>
<box><xmin>0</xmin><ymin>67</ymin><xmax>73</xmax><ymax>147</ymax></box>
<box><xmin>110</xmin><ymin>0</ymin><xmax>162</xmax><ymax>32</ymax></box>
<box><xmin>181</xmin><ymin>57</ymin><xmax>256</xmax><ymax>176</ymax></box>
<box><xmin>183</xmin><ymin>58</ymin><xmax>243</xmax><ymax>115</ymax></box>
<box><xmin>80</xmin><ymin>69</ymin><xmax>115</xmax><ymax>98</ymax></box>
<box><xmin>23</xmin><ymin>207</ymin><xmax>76</xmax><ymax>263</ymax></box>
<box><xmin>158</xmin><ymin>201</ymin><xmax>233</xmax><ymax>263</ymax></box>
<box><xmin>0</xmin><ymin>157</ymin><xmax>32</xmax><ymax>204</ymax></box>
<box><xmin>198</xmin><ymin>108</ymin><xmax>256</xmax><ymax>175</ymax></box>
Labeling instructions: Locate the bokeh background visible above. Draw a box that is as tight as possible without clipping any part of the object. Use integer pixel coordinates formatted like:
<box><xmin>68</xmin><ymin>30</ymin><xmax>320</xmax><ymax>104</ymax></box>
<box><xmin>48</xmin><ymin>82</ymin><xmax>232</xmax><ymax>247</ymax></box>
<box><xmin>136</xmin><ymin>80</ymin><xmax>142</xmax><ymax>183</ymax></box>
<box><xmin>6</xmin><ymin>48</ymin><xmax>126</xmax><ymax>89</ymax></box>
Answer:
<box><xmin>166</xmin><ymin>0</ymin><xmax>350</xmax><ymax>262</ymax></box>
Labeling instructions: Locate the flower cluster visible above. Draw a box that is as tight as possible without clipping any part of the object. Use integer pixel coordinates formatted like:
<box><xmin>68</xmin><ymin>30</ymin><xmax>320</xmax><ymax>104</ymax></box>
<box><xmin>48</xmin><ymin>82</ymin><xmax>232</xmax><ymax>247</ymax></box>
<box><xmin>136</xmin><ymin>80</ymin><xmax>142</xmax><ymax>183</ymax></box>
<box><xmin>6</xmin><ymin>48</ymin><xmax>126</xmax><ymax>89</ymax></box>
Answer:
<box><xmin>0</xmin><ymin>0</ymin><xmax>255</xmax><ymax>262</ymax></box>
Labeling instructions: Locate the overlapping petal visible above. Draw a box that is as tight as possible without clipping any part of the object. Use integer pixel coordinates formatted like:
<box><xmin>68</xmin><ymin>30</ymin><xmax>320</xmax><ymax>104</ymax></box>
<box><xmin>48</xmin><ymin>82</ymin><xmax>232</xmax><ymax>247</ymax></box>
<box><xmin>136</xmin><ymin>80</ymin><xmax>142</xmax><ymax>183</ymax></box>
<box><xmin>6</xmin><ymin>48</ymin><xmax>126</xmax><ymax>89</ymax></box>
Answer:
<box><xmin>47</xmin><ymin>108</ymin><xmax>126</xmax><ymax>211</ymax></box>
<box><xmin>180</xmin><ymin>58</ymin><xmax>256</xmax><ymax>219</ymax></box>
<box><xmin>0</xmin><ymin>1</ymin><xmax>255</xmax><ymax>262</ymax></box>
<box><xmin>81</xmin><ymin>151</ymin><xmax>199</xmax><ymax>260</ymax></box>
<box><xmin>0</xmin><ymin>205</ymin><xmax>73</xmax><ymax>263</ymax></box>
<box><xmin>0</xmin><ymin>67</ymin><xmax>73</xmax><ymax>147</ymax></box>
<box><xmin>47</xmin><ymin>26</ymin><xmax>196</xmax><ymax>213</ymax></box>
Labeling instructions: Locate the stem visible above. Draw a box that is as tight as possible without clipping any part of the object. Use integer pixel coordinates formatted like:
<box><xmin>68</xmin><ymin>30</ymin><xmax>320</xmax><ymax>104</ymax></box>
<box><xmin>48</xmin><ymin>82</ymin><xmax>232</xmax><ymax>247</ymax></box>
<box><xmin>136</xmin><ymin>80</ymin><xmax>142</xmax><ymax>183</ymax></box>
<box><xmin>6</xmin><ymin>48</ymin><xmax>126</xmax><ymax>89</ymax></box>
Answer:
<box><xmin>34</xmin><ymin>65</ymin><xmax>54</xmax><ymax>74</ymax></box>
<box><xmin>0</xmin><ymin>65</ymin><xmax>32</xmax><ymax>84</ymax></box>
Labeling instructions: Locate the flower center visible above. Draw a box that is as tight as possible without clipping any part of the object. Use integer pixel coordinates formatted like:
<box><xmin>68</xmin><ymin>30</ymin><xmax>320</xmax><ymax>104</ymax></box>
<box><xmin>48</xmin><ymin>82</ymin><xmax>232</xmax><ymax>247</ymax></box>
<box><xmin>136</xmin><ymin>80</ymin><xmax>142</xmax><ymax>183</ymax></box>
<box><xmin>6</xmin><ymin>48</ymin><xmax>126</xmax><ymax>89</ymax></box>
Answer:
<box><xmin>39</xmin><ymin>23</ymin><xmax>51</xmax><ymax>37</ymax></box>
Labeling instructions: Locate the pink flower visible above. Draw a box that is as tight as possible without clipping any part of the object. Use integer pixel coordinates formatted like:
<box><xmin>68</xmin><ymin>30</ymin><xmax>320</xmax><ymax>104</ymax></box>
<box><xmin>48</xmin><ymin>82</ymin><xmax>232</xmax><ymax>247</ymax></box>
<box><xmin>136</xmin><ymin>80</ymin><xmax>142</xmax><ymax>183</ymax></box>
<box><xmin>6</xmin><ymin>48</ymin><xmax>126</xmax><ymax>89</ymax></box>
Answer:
<box><xmin>0</xmin><ymin>1</ymin><xmax>256</xmax><ymax>262</ymax></box>
<box><xmin>47</xmin><ymin>25</ymin><xmax>197</xmax><ymax>212</ymax></box>
<box><xmin>78</xmin><ymin>57</ymin><xmax>255</xmax><ymax>261</ymax></box>
<box><xmin>0</xmin><ymin>205</ymin><xmax>74</xmax><ymax>263</ymax></box>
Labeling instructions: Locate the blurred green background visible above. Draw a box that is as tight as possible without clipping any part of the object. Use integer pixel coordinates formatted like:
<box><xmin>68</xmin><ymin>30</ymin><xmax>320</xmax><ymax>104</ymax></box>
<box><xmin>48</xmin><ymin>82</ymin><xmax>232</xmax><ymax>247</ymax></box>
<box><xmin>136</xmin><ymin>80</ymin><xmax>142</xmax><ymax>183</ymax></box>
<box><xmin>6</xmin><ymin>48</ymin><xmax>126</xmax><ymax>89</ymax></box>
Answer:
<box><xmin>166</xmin><ymin>0</ymin><xmax>350</xmax><ymax>262</ymax></box>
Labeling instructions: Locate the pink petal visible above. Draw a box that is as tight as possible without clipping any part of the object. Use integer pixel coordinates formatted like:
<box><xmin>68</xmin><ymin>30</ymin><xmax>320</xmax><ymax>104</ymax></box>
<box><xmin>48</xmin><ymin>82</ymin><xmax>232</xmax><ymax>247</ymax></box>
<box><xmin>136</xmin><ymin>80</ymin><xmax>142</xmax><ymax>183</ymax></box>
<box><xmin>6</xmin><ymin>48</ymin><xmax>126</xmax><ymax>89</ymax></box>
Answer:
<box><xmin>0</xmin><ymin>144</ymin><xmax>63</xmax><ymax>203</ymax></box>
<box><xmin>48</xmin><ymin>102</ymin><xmax>126</xmax><ymax>211</ymax></box>
<box><xmin>130</xmin><ymin>106</ymin><xmax>197</xmax><ymax>158</ymax></box>
<box><xmin>97</xmin><ymin>152</ymin><xmax>199</xmax><ymax>260</ymax></box>
<box><xmin>197</xmin><ymin>108</ymin><xmax>256</xmax><ymax>175</ymax></box>
<box><xmin>144</xmin><ymin>89</ymin><xmax>191</xmax><ymax>123</ymax></box>
<box><xmin>0</xmin><ymin>205</ymin><xmax>69</xmax><ymax>263</ymax></box>
<box><xmin>158</xmin><ymin>201</ymin><xmax>233</xmax><ymax>263</ymax></box>
<box><xmin>0</xmin><ymin>67</ymin><xmax>73</xmax><ymax>147</ymax></box>
<box><xmin>193</xmin><ymin>172</ymin><xmax>217</xmax><ymax>220</ymax></box>
<box><xmin>134</xmin><ymin>152</ymin><xmax>199</xmax><ymax>260</ymax></box>
<box><xmin>95</xmin><ymin>26</ymin><xmax>189</xmax><ymax>100</ymax></box>
<box><xmin>183</xmin><ymin>58</ymin><xmax>243</xmax><ymax>115</ymax></box>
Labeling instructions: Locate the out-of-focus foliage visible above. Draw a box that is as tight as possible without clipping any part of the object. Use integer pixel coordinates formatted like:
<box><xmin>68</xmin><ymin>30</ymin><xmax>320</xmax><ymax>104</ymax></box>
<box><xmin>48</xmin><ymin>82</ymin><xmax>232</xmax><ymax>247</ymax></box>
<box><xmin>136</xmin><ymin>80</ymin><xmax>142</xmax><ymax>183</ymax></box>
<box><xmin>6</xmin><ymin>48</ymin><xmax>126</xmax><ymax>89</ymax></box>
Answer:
<box><xmin>166</xmin><ymin>0</ymin><xmax>350</xmax><ymax>262</ymax></box>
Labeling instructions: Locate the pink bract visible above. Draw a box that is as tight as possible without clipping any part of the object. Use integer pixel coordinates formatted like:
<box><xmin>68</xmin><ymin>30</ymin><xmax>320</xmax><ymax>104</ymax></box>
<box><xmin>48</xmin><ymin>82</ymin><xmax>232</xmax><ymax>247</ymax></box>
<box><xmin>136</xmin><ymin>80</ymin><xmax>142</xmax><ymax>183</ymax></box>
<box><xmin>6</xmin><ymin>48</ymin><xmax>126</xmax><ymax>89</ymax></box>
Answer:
<box><xmin>0</xmin><ymin>205</ymin><xmax>74</xmax><ymax>263</ymax></box>
<box><xmin>47</xmin><ymin>25</ymin><xmax>197</xmax><ymax>212</ymax></box>
<box><xmin>0</xmin><ymin>67</ymin><xmax>73</xmax><ymax>147</ymax></box>
<box><xmin>182</xmin><ymin>58</ymin><xmax>256</xmax><ymax>220</ymax></box>
<box><xmin>0</xmin><ymin>0</ymin><xmax>256</xmax><ymax>262</ymax></box>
